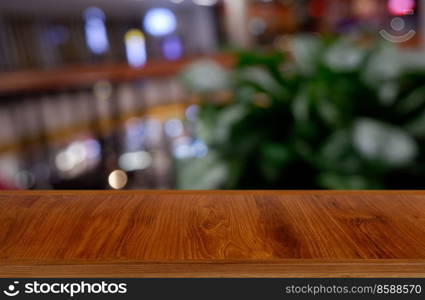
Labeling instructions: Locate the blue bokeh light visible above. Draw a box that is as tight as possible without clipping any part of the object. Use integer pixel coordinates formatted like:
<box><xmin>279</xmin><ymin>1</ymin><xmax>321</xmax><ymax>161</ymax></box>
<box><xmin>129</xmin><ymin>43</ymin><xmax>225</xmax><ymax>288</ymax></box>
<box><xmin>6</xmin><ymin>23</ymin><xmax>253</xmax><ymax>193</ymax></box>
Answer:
<box><xmin>162</xmin><ymin>36</ymin><xmax>183</xmax><ymax>60</ymax></box>
<box><xmin>83</xmin><ymin>7</ymin><xmax>109</xmax><ymax>54</ymax></box>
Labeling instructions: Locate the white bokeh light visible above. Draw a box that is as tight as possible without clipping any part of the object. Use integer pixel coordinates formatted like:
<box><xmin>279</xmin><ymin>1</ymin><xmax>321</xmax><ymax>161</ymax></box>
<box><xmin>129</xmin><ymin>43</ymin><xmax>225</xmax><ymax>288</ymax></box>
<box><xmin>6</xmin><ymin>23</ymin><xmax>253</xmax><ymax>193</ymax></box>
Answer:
<box><xmin>193</xmin><ymin>0</ymin><xmax>218</xmax><ymax>6</ymax></box>
<box><xmin>143</xmin><ymin>8</ymin><xmax>177</xmax><ymax>37</ymax></box>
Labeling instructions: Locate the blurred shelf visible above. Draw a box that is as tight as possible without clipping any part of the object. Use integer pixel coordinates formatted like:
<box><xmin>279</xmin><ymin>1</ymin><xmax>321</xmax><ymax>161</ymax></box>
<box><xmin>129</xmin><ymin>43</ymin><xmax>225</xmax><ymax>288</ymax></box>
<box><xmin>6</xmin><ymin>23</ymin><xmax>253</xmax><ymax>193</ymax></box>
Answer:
<box><xmin>0</xmin><ymin>54</ymin><xmax>235</xmax><ymax>97</ymax></box>
<box><xmin>0</xmin><ymin>100</ymin><xmax>197</xmax><ymax>155</ymax></box>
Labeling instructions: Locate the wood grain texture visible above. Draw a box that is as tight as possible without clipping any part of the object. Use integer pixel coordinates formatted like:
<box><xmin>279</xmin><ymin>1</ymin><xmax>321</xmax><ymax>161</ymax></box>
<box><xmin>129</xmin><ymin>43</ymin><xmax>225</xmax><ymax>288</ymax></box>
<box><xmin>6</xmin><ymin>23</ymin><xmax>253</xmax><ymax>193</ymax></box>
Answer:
<box><xmin>1</xmin><ymin>191</ymin><xmax>425</xmax><ymax>277</ymax></box>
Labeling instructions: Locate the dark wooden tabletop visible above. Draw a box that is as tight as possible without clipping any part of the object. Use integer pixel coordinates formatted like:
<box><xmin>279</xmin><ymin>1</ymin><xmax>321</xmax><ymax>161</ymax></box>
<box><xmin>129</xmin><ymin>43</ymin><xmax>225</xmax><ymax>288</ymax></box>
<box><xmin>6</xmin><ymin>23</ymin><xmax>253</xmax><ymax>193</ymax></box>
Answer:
<box><xmin>1</xmin><ymin>191</ymin><xmax>425</xmax><ymax>278</ymax></box>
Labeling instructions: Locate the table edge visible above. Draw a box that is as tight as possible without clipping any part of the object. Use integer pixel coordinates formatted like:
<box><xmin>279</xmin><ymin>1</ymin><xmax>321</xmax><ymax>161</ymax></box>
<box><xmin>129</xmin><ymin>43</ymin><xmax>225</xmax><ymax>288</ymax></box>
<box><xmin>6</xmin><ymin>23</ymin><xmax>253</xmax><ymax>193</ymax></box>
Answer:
<box><xmin>2</xmin><ymin>190</ymin><xmax>425</xmax><ymax>195</ymax></box>
<box><xmin>1</xmin><ymin>260</ymin><xmax>425</xmax><ymax>278</ymax></box>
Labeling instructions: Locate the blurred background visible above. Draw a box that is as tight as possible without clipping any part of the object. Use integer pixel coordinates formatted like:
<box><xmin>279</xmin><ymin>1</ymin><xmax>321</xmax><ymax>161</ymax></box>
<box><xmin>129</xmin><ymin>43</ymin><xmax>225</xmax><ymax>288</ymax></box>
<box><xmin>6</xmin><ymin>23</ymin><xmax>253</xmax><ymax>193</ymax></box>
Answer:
<box><xmin>0</xmin><ymin>0</ymin><xmax>425</xmax><ymax>190</ymax></box>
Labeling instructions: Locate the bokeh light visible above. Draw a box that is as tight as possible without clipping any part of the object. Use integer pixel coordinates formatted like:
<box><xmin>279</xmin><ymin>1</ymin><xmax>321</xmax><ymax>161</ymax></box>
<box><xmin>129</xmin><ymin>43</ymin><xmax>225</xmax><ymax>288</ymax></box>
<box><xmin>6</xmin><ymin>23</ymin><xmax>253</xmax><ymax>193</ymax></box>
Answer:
<box><xmin>388</xmin><ymin>0</ymin><xmax>415</xmax><ymax>15</ymax></box>
<box><xmin>119</xmin><ymin>151</ymin><xmax>152</xmax><ymax>172</ymax></box>
<box><xmin>83</xmin><ymin>7</ymin><xmax>109</xmax><ymax>54</ymax></box>
<box><xmin>108</xmin><ymin>170</ymin><xmax>128</xmax><ymax>189</ymax></box>
<box><xmin>125</xmin><ymin>29</ymin><xmax>147</xmax><ymax>68</ymax></box>
<box><xmin>162</xmin><ymin>36</ymin><xmax>183</xmax><ymax>60</ymax></box>
<box><xmin>143</xmin><ymin>8</ymin><xmax>177</xmax><ymax>37</ymax></box>
<box><xmin>193</xmin><ymin>0</ymin><xmax>218</xmax><ymax>6</ymax></box>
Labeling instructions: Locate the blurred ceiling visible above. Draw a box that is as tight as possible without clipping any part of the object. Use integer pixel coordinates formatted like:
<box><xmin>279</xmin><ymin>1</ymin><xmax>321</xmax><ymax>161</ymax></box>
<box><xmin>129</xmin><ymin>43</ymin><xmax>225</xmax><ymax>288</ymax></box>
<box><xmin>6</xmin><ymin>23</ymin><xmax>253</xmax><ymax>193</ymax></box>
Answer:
<box><xmin>0</xmin><ymin>0</ymin><xmax>209</xmax><ymax>17</ymax></box>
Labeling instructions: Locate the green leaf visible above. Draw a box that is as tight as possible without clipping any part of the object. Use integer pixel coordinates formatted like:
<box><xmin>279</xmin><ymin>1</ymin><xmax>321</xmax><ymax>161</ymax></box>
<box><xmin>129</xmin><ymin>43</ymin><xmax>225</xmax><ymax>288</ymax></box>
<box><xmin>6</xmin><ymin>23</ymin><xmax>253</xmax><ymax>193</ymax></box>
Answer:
<box><xmin>259</xmin><ymin>143</ymin><xmax>292</xmax><ymax>182</ymax></box>
<box><xmin>318</xmin><ymin>172</ymin><xmax>382</xmax><ymax>190</ymax></box>
<box><xmin>363</xmin><ymin>45</ymin><xmax>403</xmax><ymax>85</ymax></box>
<box><xmin>176</xmin><ymin>152</ymin><xmax>228</xmax><ymax>190</ymax></box>
<box><xmin>353</xmin><ymin>119</ymin><xmax>418</xmax><ymax>167</ymax></box>
<box><xmin>180</xmin><ymin>60</ymin><xmax>231</xmax><ymax>92</ymax></box>
<box><xmin>291</xmin><ymin>35</ymin><xmax>323</xmax><ymax>75</ymax></box>
<box><xmin>396</xmin><ymin>86</ymin><xmax>425</xmax><ymax>114</ymax></box>
<box><xmin>319</xmin><ymin>129</ymin><xmax>360</xmax><ymax>172</ymax></box>
<box><xmin>324</xmin><ymin>39</ymin><xmax>365</xmax><ymax>72</ymax></box>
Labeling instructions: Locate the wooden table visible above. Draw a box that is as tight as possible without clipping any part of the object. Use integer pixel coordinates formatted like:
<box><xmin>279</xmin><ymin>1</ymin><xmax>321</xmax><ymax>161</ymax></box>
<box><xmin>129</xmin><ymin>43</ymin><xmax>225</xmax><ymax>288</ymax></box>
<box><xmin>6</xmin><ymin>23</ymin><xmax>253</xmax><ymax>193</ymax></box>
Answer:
<box><xmin>1</xmin><ymin>191</ymin><xmax>425</xmax><ymax>278</ymax></box>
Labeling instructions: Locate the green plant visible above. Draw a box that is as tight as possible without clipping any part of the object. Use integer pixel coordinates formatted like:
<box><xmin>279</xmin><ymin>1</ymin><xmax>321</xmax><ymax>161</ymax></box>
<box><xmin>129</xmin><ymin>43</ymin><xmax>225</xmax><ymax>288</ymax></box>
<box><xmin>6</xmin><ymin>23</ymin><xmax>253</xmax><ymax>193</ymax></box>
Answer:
<box><xmin>178</xmin><ymin>35</ymin><xmax>425</xmax><ymax>190</ymax></box>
